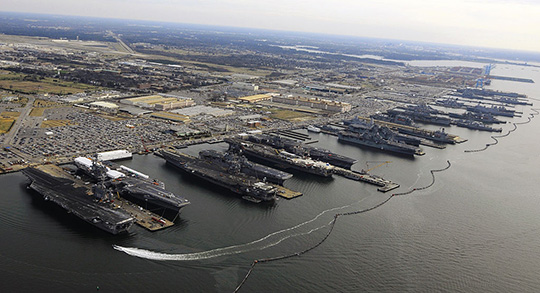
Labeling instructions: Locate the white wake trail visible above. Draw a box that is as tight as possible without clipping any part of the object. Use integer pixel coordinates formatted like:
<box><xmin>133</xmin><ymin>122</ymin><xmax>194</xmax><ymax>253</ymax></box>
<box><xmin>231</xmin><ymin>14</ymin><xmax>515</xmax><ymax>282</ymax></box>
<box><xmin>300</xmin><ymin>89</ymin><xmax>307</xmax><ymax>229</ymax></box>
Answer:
<box><xmin>114</xmin><ymin>200</ymin><xmax>362</xmax><ymax>261</ymax></box>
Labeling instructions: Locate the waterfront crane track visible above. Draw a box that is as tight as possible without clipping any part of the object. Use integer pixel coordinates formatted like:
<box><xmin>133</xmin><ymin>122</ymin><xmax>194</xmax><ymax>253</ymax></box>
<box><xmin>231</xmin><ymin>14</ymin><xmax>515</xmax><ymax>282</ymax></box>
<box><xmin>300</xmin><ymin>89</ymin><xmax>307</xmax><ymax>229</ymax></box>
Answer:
<box><xmin>464</xmin><ymin>108</ymin><xmax>539</xmax><ymax>153</ymax></box>
<box><xmin>234</xmin><ymin>161</ymin><xmax>452</xmax><ymax>292</ymax></box>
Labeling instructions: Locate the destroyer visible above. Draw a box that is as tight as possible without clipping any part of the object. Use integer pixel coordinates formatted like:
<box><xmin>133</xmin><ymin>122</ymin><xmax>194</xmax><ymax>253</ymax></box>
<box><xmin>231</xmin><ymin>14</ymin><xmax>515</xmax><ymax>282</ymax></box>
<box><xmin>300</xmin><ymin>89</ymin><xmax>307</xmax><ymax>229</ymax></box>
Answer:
<box><xmin>22</xmin><ymin>165</ymin><xmax>135</xmax><ymax>234</ymax></box>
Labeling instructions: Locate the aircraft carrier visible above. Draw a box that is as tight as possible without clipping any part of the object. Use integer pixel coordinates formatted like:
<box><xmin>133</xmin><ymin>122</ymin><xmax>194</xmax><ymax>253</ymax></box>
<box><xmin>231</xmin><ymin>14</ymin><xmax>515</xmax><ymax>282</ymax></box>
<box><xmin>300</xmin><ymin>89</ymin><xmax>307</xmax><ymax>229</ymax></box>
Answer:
<box><xmin>245</xmin><ymin>134</ymin><xmax>357</xmax><ymax>169</ymax></box>
<box><xmin>74</xmin><ymin>157</ymin><xmax>190</xmax><ymax>213</ymax></box>
<box><xmin>159</xmin><ymin>150</ymin><xmax>278</xmax><ymax>203</ymax></box>
<box><xmin>225</xmin><ymin>138</ymin><xmax>335</xmax><ymax>177</ymax></box>
<box><xmin>199</xmin><ymin>149</ymin><xmax>293</xmax><ymax>185</ymax></box>
<box><xmin>22</xmin><ymin>165</ymin><xmax>135</xmax><ymax>234</ymax></box>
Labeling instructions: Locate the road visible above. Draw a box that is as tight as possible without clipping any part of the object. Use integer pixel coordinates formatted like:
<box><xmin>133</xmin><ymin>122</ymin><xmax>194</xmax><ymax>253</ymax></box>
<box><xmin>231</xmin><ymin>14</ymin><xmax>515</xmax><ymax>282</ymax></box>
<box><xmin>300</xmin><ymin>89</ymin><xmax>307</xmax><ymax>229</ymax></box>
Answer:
<box><xmin>2</xmin><ymin>96</ymin><xmax>35</xmax><ymax>147</ymax></box>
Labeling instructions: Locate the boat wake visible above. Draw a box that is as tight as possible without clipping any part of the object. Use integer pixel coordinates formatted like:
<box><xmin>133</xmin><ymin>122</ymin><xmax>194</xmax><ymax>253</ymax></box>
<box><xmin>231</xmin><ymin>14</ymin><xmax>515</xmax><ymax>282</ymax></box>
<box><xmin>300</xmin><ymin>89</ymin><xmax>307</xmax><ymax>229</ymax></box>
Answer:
<box><xmin>113</xmin><ymin>200</ymin><xmax>364</xmax><ymax>261</ymax></box>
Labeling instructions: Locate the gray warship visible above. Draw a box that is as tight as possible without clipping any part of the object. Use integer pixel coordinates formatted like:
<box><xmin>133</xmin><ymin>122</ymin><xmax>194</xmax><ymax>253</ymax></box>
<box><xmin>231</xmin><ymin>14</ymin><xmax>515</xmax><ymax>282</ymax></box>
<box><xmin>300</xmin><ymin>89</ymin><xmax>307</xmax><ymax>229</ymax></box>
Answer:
<box><xmin>22</xmin><ymin>165</ymin><xmax>135</xmax><ymax>234</ymax></box>
<box><xmin>160</xmin><ymin>149</ymin><xmax>278</xmax><ymax>203</ymax></box>
<box><xmin>74</xmin><ymin>157</ymin><xmax>190</xmax><ymax>213</ymax></box>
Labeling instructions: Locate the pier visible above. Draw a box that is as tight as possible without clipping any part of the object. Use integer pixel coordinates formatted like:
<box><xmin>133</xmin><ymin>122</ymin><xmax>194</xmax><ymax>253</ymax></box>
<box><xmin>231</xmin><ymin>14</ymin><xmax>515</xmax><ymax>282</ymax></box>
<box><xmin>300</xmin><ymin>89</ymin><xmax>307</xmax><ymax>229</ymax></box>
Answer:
<box><xmin>112</xmin><ymin>197</ymin><xmax>174</xmax><ymax>231</ymax></box>
<box><xmin>333</xmin><ymin>167</ymin><xmax>400</xmax><ymax>193</ymax></box>
<box><xmin>272</xmin><ymin>184</ymin><xmax>303</xmax><ymax>199</ymax></box>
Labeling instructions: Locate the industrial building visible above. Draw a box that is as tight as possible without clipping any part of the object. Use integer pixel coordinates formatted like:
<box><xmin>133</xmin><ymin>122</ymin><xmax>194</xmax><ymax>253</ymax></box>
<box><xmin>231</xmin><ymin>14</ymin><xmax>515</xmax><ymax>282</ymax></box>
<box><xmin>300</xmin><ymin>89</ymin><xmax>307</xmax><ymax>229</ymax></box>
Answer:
<box><xmin>271</xmin><ymin>95</ymin><xmax>352</xmax><ymax>113</ymax></box>
<box><xmin>89</xmin><ymin>101</ymin><xmax>119</xmax><ymax>112</ymax></box>
<box><xmin>171</xmin><ymin>105</ymin><xmax>234</xmax><ymax>117</ymax></box>
<box><xmin>121</xmin><ymin>95</ymin><xmax>195</xmax><ymax>110</ymax></box>
<box><xmin>238</xmin><ymin>93</ymin><xmax>274</xmax><ymax>103</ymax></box>
<box><xmin>150</xmin><ymin>112</ymin><xmax>191</xmax><ymax>123</ymax></box>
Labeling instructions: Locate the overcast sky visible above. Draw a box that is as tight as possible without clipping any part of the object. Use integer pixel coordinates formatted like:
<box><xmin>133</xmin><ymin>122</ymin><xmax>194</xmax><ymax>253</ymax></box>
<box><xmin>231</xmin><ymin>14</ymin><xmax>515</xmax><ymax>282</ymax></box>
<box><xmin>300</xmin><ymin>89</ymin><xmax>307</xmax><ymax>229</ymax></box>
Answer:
<box><xmin>3</xmin><ymin>0</ymin><xmax>540</xmax><ymax>52</ymax></box>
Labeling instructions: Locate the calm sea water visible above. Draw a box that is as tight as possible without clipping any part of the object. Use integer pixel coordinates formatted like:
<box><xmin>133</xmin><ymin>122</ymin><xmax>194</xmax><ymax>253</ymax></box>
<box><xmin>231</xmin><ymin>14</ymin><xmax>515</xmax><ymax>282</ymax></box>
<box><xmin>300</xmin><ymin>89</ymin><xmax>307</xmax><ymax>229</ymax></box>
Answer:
<box><xmin>1</xmin><ymin>63</ymin><xmax>539</xmax><ymax>292</ymax></box>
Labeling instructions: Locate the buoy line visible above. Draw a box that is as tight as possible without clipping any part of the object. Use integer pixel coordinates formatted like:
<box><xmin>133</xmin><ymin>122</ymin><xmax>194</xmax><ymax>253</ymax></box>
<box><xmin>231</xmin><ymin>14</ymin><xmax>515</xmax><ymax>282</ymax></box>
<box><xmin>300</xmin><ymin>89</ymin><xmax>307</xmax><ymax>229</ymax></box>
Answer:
<box><xmin>234</xmin><ymin>161</ymin><xmax>452</xmax><ymax>292</ymax></box>
<box><xmin>464</xmin><ymin>108</ymin><xmax>538</xmax><ymax>153</ymax></box>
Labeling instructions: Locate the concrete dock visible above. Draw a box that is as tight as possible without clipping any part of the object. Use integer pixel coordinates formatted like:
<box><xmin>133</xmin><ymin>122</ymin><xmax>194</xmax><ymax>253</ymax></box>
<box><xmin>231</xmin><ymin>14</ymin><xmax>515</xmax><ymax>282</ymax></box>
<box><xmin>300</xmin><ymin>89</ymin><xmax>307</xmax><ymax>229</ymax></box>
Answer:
<box><xmin>112</xmin><ymin>197</ymin><xmax>174</xmax><ymax>231</ymax></box>
<box><xmin>272</xmin><ymin>184</ymin><xmax>303</xmax><ymax>199</ymax></box>
<box><xmin>333</xmin><ymin>167</ymin><xmax>400</xmax><ymax>193</ymax></box>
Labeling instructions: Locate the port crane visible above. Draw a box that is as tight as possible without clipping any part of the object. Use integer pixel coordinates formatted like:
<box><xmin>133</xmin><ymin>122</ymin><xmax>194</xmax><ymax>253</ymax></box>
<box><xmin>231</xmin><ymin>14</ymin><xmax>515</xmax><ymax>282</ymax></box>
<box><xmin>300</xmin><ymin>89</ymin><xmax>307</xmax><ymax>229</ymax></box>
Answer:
<box><xmin>363</xmin><ymin>161</ymin><xmax>391</xmax><ymax>173</ymax></box>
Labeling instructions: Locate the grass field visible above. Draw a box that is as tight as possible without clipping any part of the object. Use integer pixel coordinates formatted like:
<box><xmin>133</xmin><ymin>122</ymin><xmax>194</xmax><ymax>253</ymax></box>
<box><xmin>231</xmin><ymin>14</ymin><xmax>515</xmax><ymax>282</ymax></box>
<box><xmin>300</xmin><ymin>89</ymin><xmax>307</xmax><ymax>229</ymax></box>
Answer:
<box><xmin>0</xmin><ymin>111</ymin><xmax>21</xmax><ymax>118</ymax></box>
<box><xmin>40</xmin><ymin>119</ymin><xmax>76</xmax><ymax>128</ymax></box>
<box><xmin>0</xmin><ymin>70</ymin><xmax>99</xmax><ymax>95</ymax></box>
<box><xmin>29</xmin><ymin>99</ymin><xmax>67</xmax><ymax>117</ymax></box>
<box><xmin>29</xmin><ymin>108</ymin><xmax>46</xmax><ymax>116</ymax></box>
<box><xmin>0</xmin><ymin>118</ymin><xmax>15</xmax><ymax>133</ymax></box>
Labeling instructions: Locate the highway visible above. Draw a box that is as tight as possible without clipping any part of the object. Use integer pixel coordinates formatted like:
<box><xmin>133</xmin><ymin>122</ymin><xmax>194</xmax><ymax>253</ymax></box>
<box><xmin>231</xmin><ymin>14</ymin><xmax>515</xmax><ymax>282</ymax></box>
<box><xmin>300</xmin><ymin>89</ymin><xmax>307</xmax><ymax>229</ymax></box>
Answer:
<box><xmin>2</xmin><ymin>96</ymin><xmax>35</xmax><ymax>147</ymax></box>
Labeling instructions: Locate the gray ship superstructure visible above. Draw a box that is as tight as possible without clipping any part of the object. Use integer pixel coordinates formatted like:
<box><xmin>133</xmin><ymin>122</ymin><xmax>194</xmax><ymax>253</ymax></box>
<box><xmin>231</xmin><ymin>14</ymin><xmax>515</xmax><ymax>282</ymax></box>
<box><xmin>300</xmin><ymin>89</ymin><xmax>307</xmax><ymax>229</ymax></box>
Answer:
<box><xmin>453</xmin><ymin>120</ymin><xmax>502</xmax><ymax>132</ymax></box>
<box><xmin>74</xmin><ymin>157</ymin><xmax>190</xmax><ymax>212</ymax></box>
<box><xmin>448</xmin><ymin>111</ymin><xmax>505</xmax><ymax>124</ymax></box>
<box><xmin>345</xmin><ymin>119</ymin><xmax>421</xmax><ymax>146</ymax></box>
<box><xmin>387</xmin><ymin>108</ymin><xmax>452</xmax><ymax>126</ymax></box>
<box><xmin>338</xmin><ymin>130</ymin><xmax>424</xmax><ymax>156</ymax></box>
<box><xmin>466</xmin><ymin>104</ymin><xmax>518</xmax><ymax>117</ymax></box>
<box><xmin>226</xmin><ymin>137</ymin><xmax>335</xmax><ymax>177</ymax></box>
<box><xmin>22</xmin><ymin>165</ymin><xmax>135</xmax><ymax>234</ymax></box>
<box><xmin>397</xmin><ymin>127</ymin><xmax>456</xmax><ymax>144</ymax></box>
<box><xmin>199</xmin><ymin>149</ymin><xmax>293</xmax><ymax>185</ymax></box>
<box><xmin>246</xmin><ymin>134</ymin><xmax>357</xmax><ymax>169</ymax></box>
<box><xmin>160</xmin><ymin>150</ymin><xmax>277</xmax><ymax>203</ymax></box>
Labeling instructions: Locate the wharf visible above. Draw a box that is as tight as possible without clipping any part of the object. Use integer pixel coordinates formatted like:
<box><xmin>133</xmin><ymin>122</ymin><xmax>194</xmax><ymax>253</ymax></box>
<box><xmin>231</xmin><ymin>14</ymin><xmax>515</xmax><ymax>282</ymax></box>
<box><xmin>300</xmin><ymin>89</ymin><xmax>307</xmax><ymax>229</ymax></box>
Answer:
<box><xmin>355</xmin><ymin>116</ymin><xmax>467</xmax><ymax>144</ymax></box>
<box><xmin>272</xmin><ymin>184</ymin><xmax>303</xmax><ymax>199</ymax></box>
<box><xmin>273</xmin><ymin>130</ymin><xmax>310</xmax><ymax>141</ymax></box>
<box><xmin>112</xmin><ymin>197</ymin><xmax>174</xmax><ymax>231</ymax></box>
<box><xmin>419</xmin><ymin>139</ymin><xmax>446</xmax><ymax>149</ymax></box>
<box><xmin>333</xmin><ymin>167</ymin><xmax>400</xmax><ymax>193</ymax></box>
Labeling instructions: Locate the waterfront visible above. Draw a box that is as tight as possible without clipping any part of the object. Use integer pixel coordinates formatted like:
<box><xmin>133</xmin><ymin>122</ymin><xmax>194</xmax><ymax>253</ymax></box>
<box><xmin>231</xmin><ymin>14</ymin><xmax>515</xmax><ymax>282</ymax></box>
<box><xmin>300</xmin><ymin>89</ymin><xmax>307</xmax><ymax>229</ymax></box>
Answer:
<box><xmin>1</xmin><ymin>64</ymin><xmax>540</xmax><ymax>292</ymax></box>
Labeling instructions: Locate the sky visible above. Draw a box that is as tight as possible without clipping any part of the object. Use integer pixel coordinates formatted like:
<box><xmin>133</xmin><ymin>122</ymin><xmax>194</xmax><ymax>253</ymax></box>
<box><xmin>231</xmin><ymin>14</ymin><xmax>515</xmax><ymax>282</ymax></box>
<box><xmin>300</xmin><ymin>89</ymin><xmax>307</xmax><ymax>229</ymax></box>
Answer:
<box><xmin>2</xmin><ymin>0</ymin><xmax>540</xmax><ymax>52</ymax></box>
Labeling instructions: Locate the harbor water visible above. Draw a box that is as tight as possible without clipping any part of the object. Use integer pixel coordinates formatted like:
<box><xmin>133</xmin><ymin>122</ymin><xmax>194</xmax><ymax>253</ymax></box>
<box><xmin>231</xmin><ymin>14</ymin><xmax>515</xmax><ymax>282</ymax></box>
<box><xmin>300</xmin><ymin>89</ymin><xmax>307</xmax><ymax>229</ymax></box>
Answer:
<box><xmin>1</xmin><ymin>63</ymin><xmax>540</xmax><ymax>292</ymax></box>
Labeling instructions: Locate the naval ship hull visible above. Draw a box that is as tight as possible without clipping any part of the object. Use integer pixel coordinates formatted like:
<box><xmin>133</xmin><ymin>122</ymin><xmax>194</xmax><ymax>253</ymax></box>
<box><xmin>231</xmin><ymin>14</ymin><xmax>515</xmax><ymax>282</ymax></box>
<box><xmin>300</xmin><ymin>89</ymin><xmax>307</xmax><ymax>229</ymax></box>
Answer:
<box><xmin>338</xmin><ymin>132</ymin><xmax>422</xmax><ymax>156</ymax></box>
<box><xmin>23</xmin><ymin>167</ymin><xmax>135</xmax><ymax>235</ymax></box>
<box><xmin>247</xmin><ymin>135</ymin><xmax>356</xmax><ymax>169</ymax></box>
<box><xmin>112</xmin><ymin>177</ymin><xmax>190</xmax><ymax>212</ymax></box>
<box><xmin>160</xmin><ymin>151</ymin><xmax>276</xmax><ymax>202</ymax></box>
<box><xmin>226</xmin><ymin>139</ymin><xmax>334</xmax><ymax>177</ymax></box>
